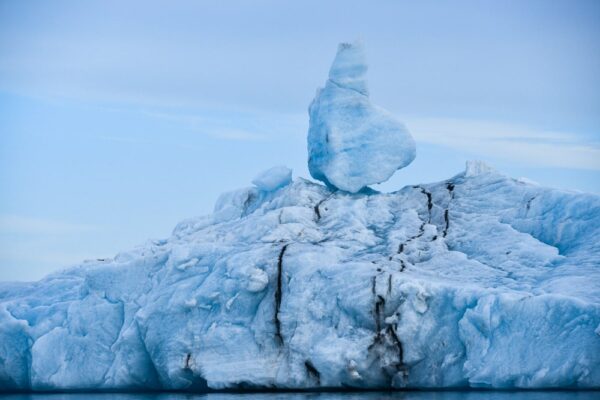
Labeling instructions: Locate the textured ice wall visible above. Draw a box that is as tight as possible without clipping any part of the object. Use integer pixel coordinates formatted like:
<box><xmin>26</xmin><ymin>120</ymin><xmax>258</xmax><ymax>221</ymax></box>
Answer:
<box><xmin>0</xmin><ymin>162</ymin><xmax>599</xmax><ymax>391</ymax></box>
<box><xmin>307</xmin><ymin>42</ymin><xmax>416</xmax><ymax>193</ymax></box>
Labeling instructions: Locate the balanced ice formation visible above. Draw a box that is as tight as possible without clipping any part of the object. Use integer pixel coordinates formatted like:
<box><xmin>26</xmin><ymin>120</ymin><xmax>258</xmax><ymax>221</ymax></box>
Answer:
<box><xmin>307</xmin><ymin>41</ymin><xmax>416</xmax><ymax>193</ymax></box>
<box><xmin>1</xmin><ymin>161</ymin><xmax>599</xmax><ymax>391</ymax></box>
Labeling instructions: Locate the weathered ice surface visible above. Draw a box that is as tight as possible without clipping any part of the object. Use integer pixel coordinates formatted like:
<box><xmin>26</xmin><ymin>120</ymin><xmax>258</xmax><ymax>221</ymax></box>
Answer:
<box><xmin>252</xmin><ymin>166</ymin><xmax>293</xmax><ymax>192</ymax></box>
<box><xmin>307</xmin><ymin>42</ymin><xmax>416</xmax><ymax>193</ymax></box>
<box><xmin>1</xmin><ymin>161</ymin><xmax>599</xmax><ymax>391</ymax></box>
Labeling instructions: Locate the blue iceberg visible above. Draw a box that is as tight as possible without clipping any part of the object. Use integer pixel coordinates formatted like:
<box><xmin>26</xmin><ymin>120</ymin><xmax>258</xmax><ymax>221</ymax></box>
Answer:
<box><xmin>0</xmin><ymin>40</ymin><xmax>598</xmax><ymax>392</ymax></box>
<box><xmin>0</xmin><ymin>161</ymin><xmax>598</xmax><ymax>391</ymax></box>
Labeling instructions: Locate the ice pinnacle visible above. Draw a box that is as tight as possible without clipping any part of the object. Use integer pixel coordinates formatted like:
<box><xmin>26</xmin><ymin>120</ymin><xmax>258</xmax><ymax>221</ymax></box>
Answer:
<box><xmin>307</xmin><ymin>41</ymin><xmax>416</xmax><ymax>193</ymax></box>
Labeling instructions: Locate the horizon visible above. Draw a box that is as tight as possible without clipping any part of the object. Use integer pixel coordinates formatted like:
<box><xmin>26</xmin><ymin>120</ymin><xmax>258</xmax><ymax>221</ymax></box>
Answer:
<box><xmin>1</xmin><ymin>0</ymin><xmax>599</xmax><ymax>281</ymax></box>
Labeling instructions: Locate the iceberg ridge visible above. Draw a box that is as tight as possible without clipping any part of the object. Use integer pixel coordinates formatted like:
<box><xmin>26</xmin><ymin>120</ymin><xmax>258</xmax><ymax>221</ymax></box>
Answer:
<box><xmin>1</xmin><ymin>162</ymin><xmax>599</xmax><ymax>391</ymax></box>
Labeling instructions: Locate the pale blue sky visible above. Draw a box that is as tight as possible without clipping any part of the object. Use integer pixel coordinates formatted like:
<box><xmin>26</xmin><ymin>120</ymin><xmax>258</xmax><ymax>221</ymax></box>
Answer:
<box><xmin>1</xmin><ymin>0</ymin><xmax>599</xmax><ymax>281</ymax></box>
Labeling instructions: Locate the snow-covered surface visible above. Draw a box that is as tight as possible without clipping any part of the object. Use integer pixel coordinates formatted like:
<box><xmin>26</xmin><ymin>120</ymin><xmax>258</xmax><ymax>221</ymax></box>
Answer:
<box><xmin>252</xmin><ymin>166</ymin><xmax>292</xmax><ymax>192</ymax></box>
<box><xmin>307</xmin><ymin>41</ymin><xmax>416</xmax><ymax>193</ymax></box>
<box><xmin>1</xmin><ymin>162</ymin><xmax>599</xmax><ymax>391</ymax></box>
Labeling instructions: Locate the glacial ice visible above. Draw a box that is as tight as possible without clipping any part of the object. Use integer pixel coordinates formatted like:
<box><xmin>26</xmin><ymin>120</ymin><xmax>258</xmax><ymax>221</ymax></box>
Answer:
<box><xmin>307</xmin><ymin>41</ymin><xmax>416</xmax><ymax>193</ymax></box>
<box><xmin>1</xmin><ymin>161</ymin><xmax>599</xmax><ymax>391</ymax></box>
<box><xmin>252</xmin><ymin>166</ymin><xmax>293</xmax><ymax>192</ymax></box>
<box><xmin>0</xmin><ymin>41</ymin><xmax>598</xmax><ymax>392</ymax></box>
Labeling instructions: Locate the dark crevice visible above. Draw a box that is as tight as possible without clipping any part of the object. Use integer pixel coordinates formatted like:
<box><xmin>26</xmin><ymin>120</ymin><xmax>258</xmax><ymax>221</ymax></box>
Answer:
<box><xmin>413</xmin><ymin>186</ymin><xmax>433</xmax><ymax>223</ymax></box>
<box><xmin>184</xmin><ymin>353</ymin><xmax>192</xmax><ymax>370</ymax></box>
<box><xmin>422</xmin><ymin>189</ymin><xmax>433</xmax><ymax>223</ymax></box>
<box><xmin>314</xmin><ymin>201</ymin><xmax>323</xmax><ymax>221</ymax></box>
<box><xmin>313</xmin><ymin>196</ymin><xmax>330</xmax><ymax>222</ymax></box>
<box><xmin>313</xmin><ymin>237</ymin><xmax>329</xmax><ymax>245</ymax></box>
<box><xmin>371</xmin><ymin>276</ymin><xmax>384</xmax><ymax>337</ymax></box>
<box><xmin>442</xmin><ymin>181</ymin><xmax>455</xmax><ymax>237</ymax></box>
<box><xmin>274</xmin><ymin>244</ymin><xmax>289</xmax><ymax>346</ymax></box>
<box><xmin>526</xmin><ymin>196</ymin><xmax>536</xmax><ymax>212</ymax></box>
<box><xmin>369</xmin><ymin>273</ymin><xmax>407</xmax><ymax>382</ymax></box>
<box><xmin>371</xmin><ymin>272</ymin><xmax>387</xmax><ymax>342</ymax></box>
<box><xmin>443</xmin><ymin>209</ymin><xmax>450</xmax><ymax>237</ymax></box>
<box><xmin>304</xmin><ymin>360</ymin><xmax>321</xmax><ymax>386</ymax></box>
<box><xmin>184</xmin><ymin>374</ymin><xmax>209</xmax><ymax>391</ymax></box>
<box><xmin>395</xmin><ymin>186</ymin><xmax>432</xmax><ymax>260</ymax></box>
<box><xmin>415</xmin><ymin>223</ymin><xmax>426</xmax><ymax>239</ymax></box>
<box><xmin>375</xmin><ymin>295</ymin><xmax>385</xmax><ymax>333</ymax></box>
<box><xmin>386</xmin><ymin>324</ymin><xmax>404</xmax><ymax>368</ymax></box>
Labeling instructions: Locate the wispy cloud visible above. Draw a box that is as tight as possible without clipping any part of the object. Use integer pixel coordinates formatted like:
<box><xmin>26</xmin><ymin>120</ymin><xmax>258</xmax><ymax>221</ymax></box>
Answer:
<box><xmin>98</xmin><ymin>135</ymin><xmax>147</xmax><ymax>144</ymax></box>
<box><xmin>404</xmin><ymin>117</ymin><xmax>600</xmax><ymax>170</ymax></box>
<box><xmin>0</xmin><ymin>215</ymin><xmax>95</xmax><ymax>235</ymax></box>
<box><xmin>141</xmin><ymin>110</ymin><xmax>268</xmax><ymax>141</ymax></box>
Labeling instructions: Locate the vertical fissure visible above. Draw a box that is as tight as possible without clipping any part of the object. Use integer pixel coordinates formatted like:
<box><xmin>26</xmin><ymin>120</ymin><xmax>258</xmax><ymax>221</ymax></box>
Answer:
<box><xmin>386</xmin><ymin>324</ymin><xmax>404</xmax><ymax>367</ymax></box>
<box><xmin>369</xmin><ymin>273</ymin><xmax>407</xmax><ymax>384</ymax></box>
<box><xmin>443</xmin><ymin>181</ymin><xmax>455</xmax><ymax>237</ymax></box>
<box><xmin>420</xmin><ymin>187</ymin><xmax>433</xmax><ymax>223</ymax></box>
<box><xmin>443</xmin><ymin>209</ymin><xmax>450</xmax><ymax>237</ymax></box>
<box><xmin>314</xmin><ymin>195</ymin><xmax>332</xmax><ymax>222</ymax></box>
<box><xmin>274</xmin><ymin>244</ymin><xmax>289</xmax><ymax>346</ymax></box>
<box><xmin>304</xmin><ymin>360</ymin><xmax>321</xmax><ymax>386</ymax></box>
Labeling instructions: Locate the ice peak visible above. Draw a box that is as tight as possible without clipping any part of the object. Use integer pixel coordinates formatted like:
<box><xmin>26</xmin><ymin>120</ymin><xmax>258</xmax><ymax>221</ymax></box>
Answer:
<box><xmin>465</xmin><ymin>160</ymin><xmax>497</xmax><ymax>177</ymax></box>
<box><xmin>328</xmin><ymin>41</ymin><xmax>368</xmax><ymax>95</ymax></box>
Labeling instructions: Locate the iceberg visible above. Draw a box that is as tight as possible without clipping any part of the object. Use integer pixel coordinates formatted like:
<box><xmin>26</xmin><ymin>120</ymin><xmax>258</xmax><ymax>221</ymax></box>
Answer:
<box><xmin>307</xmin><ymin>41</ymin><xmax>416</xmax><ymax>193</ymax></box>
<box><xmin>0</xmin><ymin>41</ymin><xmax>598</xmax><ymax>392</ymax></box>
<box><xmin>0</xmin><ymin>161</ymin><xmax>599</xmax><ymax>391</ymax></box>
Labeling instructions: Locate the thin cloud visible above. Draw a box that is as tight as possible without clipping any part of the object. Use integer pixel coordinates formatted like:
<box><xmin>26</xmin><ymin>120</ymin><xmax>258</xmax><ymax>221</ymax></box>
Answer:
<box><xmin>99</xmin><ymin>135</ymin><xmax>146</xmax><ymax>144</ymax></box>
<box><xmin>404</xmin><ymin>117</ymin><xmax>600</xmax><ymax>170</ymax></box>
<box><xmin>142</xmin><ymin>110</ymin><xmax>268</xmax><ymax>141</ymax></box>
<box><xmin>0</xmin><ymin>215</ymin><xmax>95</xmax><ymax>235</ymax></box>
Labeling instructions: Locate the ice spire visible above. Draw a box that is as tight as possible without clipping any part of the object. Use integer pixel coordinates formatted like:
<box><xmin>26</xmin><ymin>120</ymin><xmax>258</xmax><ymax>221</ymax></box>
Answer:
<box><xmin>307</xmin><ymin>41</ymin><xmax>416</xmax><ymax>193</ymax></box>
